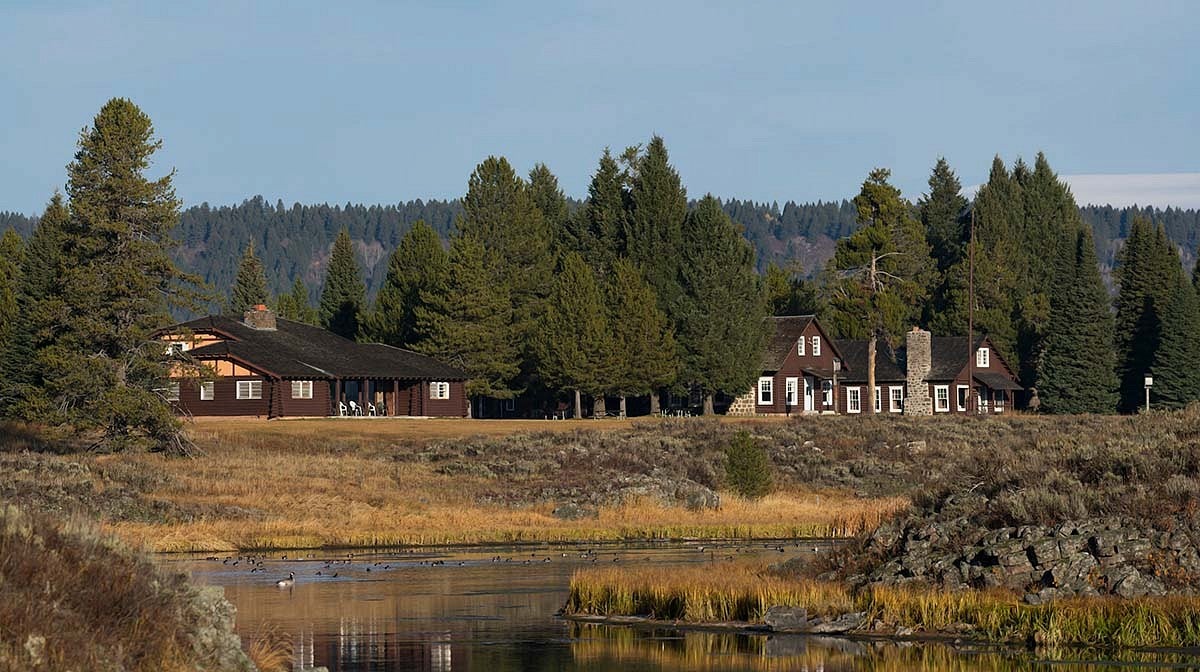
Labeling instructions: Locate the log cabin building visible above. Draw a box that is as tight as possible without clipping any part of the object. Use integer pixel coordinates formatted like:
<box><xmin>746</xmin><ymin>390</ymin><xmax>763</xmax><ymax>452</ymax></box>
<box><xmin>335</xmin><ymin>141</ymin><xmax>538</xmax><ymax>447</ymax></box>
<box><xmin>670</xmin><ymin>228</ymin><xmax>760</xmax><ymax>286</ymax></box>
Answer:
<box><xmin>729</xmin><ymin>316</ymin><xmax>1022</xmax><ymax>416</ymax></box>
<box><xmin>158</xmin><ymin>306</ymin><xmax>468</xmax><ymax>418</ymax></box>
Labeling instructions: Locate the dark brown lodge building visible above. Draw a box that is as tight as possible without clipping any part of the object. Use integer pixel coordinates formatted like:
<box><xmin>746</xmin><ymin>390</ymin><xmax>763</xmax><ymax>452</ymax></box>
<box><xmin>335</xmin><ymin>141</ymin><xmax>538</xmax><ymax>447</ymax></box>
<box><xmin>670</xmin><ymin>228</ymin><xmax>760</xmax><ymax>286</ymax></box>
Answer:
<box><xmin>159</xmin><ymin>306</ymin><xmax>468</xmax><ymax>418</ymax></box>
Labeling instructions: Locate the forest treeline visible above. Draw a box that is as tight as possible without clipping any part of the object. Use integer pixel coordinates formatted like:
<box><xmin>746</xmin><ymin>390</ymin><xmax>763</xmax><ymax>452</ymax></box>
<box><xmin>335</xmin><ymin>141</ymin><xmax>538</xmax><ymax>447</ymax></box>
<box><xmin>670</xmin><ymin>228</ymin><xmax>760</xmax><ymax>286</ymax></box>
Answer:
<box><xmin>5</xmin><ymin>197</ymin><xmax>1198</xmax><ymax>308</ymax></box>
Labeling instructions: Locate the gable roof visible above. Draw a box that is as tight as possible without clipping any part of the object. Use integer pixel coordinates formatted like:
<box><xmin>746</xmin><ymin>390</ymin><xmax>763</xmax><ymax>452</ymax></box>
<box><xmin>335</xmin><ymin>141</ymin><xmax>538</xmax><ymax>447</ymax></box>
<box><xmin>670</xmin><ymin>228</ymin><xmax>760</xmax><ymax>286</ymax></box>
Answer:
<box><xmin>929</xmin><ymin>335</ymin><xmax>988</xmax><ymax>381</ymax></box>
<box><xmin>163</xmin><ymin>315</ymin><xmax>468</xmax><ymax>381</ymax></box>
<box><xmin>834</xmin><ymin>339</ymin><xmax>906</xmax><ymax>383</ymax></box>
<box><xmin>762</xmin><ymin>315</ymin><xmax>844</xmax><ymax>371</ymax></box>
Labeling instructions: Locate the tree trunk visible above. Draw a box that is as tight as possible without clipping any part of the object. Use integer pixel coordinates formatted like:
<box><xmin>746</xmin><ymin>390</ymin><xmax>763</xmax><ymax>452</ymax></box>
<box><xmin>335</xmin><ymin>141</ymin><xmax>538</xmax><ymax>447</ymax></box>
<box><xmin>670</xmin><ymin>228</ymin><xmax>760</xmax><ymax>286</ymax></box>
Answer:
<box><xmin>703</xmin><ymin>394</ymin><xmax>715</xmax><ymax>416</ymax></box>
<box><xmin>649</xmin><ymin>391</ymin><xmax>660</xmax><ymax>416</ymax></box>
<box><xmin>573</xmin><ymin>389</ymin><xmax>582</xmax><ymax>419</ymax></box>
<box><xmin>867</xmin><ymin>333</ymin><xmax>877</xmax><ymax>414</ymax></box>
<box><xmin>594</xmin><ymin>395</ymin><xmax>607</xmax><ymax>418</ymax></box>
<box><xmin>619</xmin><ymin>395</ymin><xmax>627</xmax><ymax>419</ymax></box>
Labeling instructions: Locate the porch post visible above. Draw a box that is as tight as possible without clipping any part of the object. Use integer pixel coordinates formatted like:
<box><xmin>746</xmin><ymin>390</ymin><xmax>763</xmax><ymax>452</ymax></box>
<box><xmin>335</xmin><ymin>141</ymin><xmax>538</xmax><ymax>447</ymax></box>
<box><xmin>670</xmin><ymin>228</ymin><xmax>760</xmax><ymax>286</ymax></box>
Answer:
<box><xmin>392</xmin><ymin>380</ymin><xmax>399</xmax><ymax>416</ymax></box>
<box><xmin>334</xmin><ymin>379</ymin><xmax>341</xmax><ymax>416</ymax></box>
<box><xmin>358</xmin><ymin>380</ymin><xmax>365</xmax><ymax>414</ymax></box>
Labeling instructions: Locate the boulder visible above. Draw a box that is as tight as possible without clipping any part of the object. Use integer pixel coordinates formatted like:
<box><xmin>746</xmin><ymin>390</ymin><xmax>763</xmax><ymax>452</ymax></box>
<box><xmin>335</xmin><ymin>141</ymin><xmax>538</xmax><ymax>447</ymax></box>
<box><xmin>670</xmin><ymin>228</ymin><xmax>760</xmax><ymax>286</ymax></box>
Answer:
<box><xmin>552</xmin><ymin>503</ymin><xmax>598</xmax><ymax>520</ymax></box>
<box><xmin>762</xmin><ymin>605</ymin><xmax>807</xmax><ymax>631</ymax></box>
<box><xmin>808</xmin><ymin>611</ymin><xmax>865</xmax><ymax>634</ymax></box>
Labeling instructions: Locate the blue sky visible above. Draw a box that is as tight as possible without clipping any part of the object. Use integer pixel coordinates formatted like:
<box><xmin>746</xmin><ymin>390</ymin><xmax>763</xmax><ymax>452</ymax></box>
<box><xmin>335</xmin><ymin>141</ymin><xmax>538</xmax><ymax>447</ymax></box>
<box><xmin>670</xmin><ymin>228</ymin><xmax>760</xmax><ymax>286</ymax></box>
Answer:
<box><xmin>2</xmin><ymin>1</ymin><xmax>1198</xmax><ymax>214</ymax></box>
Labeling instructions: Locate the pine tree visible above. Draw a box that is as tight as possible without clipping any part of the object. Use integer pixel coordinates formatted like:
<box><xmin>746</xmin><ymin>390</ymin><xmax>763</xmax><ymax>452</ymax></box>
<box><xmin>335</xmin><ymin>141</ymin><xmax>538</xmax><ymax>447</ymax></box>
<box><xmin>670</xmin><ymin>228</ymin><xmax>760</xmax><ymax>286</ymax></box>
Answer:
<box><xmin>31</xmin><ymin>98</ymin><xmax>199</xmax><ymax>451</ymax></box>
<box><xmin>0</xmin><ymin>229</ymin><xmax>24</xmax><ymax>377</ymax></box>
<box><xmin>626</xmin><ymin>136</ymin><xmax>687</xmax><ymax>315</ymax></box>
<box><xmin>930</xmin><ymin>239</ymin><xmax>1018</xmax><ymax>363</ymax></box>
<box><xmin>277</xmin><ymin>276</ymin><xmax>316</xmax><ymax>324</ymax></box>
<box><xmin>534</xmin><ymin>252</ymin><xmax>614</xmax><ymax>418</ymax></box>
<box><xmin>318</xmin><ymin>228</ymin><xmax>366</xmax><ymax>340</ymax></box>
<box><xmin>1113</xmin><ymin>217</ymin><xmax>1180</xmax><ymax>411</ymax></box>
<box><xmin>227</xmin><ymin>240</ymin><xmax>269</xmax><ymax>314</ymax></box>
<box><xmin>675</xmin><ymin>196</ymin><xmax>769</xmax><ymax>414</ymax></box>
<box><xmin>1151</xmin><ymin>278</ymin><xmax>1200</xmax><ymax>408</ymax></box>
<box><xmin>1037</xmin><ymin>225</ymin><xmax>1118</xmax><ymax>414</ymax></box>
<box><xmin>919</xmin><ymin>157</ymin><xmax>968</xmax><ymax>272</ymax></box>
<box><xmin>765</xmin><ymin>262</ymin><xmax>819</xmax><ymax>316</ymax></box>
<box><xmin>361</xmin><ymin>220</ymin><xmax>447</xmax><ymax>347</ymax></box>
<box><xmin>0</xmin><ymin>194</ymin><xmax>68</xmax><ymax>414</ymax></box>
<box><xmin>607</xmin><ymin>258</ymin><xmax>676</xmax><ymax>417</ymax></box>
<box><xmin>528</xmin><ymin>163</ymin><xmax>569</xmax><ymax>242</ymax></box>
<box><xmin>575</xmin><ymin>149</ymin><xmax>628</xmax><ymax>269</ymax></box>
<box><xmin>415</xmin><ymin>235</ymin><xmax>520</xmax><ymax>405</ymax></box>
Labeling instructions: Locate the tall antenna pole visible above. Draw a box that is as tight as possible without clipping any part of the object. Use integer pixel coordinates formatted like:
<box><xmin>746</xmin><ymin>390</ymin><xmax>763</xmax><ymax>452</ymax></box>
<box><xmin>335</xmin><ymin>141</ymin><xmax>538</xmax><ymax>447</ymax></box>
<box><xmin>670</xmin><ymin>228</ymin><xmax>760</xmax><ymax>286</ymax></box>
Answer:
<box><xmin>967</xmin><ymin>208</ymin><xmax>975</xmax><ymax>414</ymax></box>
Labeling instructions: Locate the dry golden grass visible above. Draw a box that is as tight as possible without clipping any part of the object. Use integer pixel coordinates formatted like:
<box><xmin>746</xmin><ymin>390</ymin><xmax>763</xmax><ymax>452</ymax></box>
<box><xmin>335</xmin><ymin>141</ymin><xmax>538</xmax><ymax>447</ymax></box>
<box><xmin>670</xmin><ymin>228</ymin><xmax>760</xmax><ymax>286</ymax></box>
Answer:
<box><xmin>246</xmin><ymin>624</ymin><xmax>292</xmax><ymax>672</ymax></box>
<box><xmin>568</xmin><ymin>562</ymin><xmax>1200</xmax><ymax>649</ymax></box>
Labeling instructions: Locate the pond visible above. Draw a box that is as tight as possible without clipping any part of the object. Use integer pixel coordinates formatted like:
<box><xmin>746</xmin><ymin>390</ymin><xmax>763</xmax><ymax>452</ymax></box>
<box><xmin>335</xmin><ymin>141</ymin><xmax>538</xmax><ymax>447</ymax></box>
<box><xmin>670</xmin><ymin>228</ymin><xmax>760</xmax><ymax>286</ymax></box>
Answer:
<box><xmin>174</xmin><ymin>542</ymin><xmax>1200</xmax><ymax>671</ymax></box>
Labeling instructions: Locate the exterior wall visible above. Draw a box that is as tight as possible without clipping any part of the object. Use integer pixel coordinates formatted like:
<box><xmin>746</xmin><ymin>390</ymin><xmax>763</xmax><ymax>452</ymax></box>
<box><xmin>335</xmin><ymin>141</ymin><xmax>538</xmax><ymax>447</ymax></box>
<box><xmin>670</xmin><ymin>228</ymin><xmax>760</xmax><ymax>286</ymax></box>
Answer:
<box><xmin>837</xmin><ymin>382</ymin><xmax>905</xmax><ymax>415</ymax></box>
<box><xmin>173</xmin><ymin>376</ymin><xmax>271</xmax><ymax>417</ymax></box>
<box><xmin>423</xmin><ymin>380</ymin><xmax>468</xmax><ymax>417</ymax></box>
<box><xmin>755</xmin><ymin>321</ymin><xmax>841</xmax><ymax>414</ymax></box>
<box><xmin>727</xmin><ymin>389</ymin><xmax>757</xmax><ymax>416</ymax></box>
<box><xmin>280</xmin><ymin>379</ymin><xmax>334</xmax><ymax>417</ymax></box>
<box><xmin>930</xmin><ymin>338</ymin><xmax>1019</xmax><ymax>415</ymax></box>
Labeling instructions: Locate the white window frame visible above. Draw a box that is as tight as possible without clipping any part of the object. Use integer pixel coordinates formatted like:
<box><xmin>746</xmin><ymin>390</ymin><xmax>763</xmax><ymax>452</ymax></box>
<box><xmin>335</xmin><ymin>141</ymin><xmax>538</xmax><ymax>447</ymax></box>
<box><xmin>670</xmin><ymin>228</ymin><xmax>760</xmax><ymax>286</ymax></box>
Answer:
<box><xmin>199</xmin><ymin>381</ymin><xmax>214</xmax><ymax>401</ymax></box>
<box><xmin>847</xmin><ymin>387</ymin><xmax>861</xmax><ymax>414</ymax></box>
<box><xmin>821</xmin><ymin>380</ymin><xmax>833</xmax><ymax>407</ymax></box>
<box><xmin>291</xmin><ymin>380</ymin><xmax>313</xmax><ymax>399</ymax></box>
<box><xmin>976</xmin><ymin>347</ymin><xmax>990</xmax><ymax>368</ymax></box>
<box><xmin>784</xmin><ymin>377</ymin><xmax>798</xmax><ymax>406</ymax></box>
<box><xmin>236</xmin><ymin>380</ymin><xmax>263</xmax><ymax>400</ymax></box>
<box><xmin>757</xmin><ymin>377</ymin><xmax>773</xmax><ymax>405</ymax></box>
<box><xmin>797</xmin><ymin>337</ymin><xmax>805</xmax><ymax>356</ymax></box>
<box><xmin>934</xmin><ymin>385</ymin><xmax>950</xmax><ymax>412</ymax></box>
<box><xmin>956</xmin><ymin>385</ymin><xmax>968</xmax><ymax>412</ymax></box>
<box><xmin>430</xmin><ymin>381</ymin><xmax>450</xmax><ymax>400</ymax></box>
<box><xmin>874</xmin><ymin>386</ymin><xmax>882</xmax><ymax>413</ymax></box>
<box><xmin>811</xmin><ymin>336</ymin><xmax>821</xmax><ymax>357</ymax></box>
<box><xmin>889</xmin><ymin>386</ymin><xmax>904</xmax><ymax>413</ymax></box>
<box><xmin>166</xmin><ymin>381</ymin><xmax>180</xmax><ymax>401</ymax></box>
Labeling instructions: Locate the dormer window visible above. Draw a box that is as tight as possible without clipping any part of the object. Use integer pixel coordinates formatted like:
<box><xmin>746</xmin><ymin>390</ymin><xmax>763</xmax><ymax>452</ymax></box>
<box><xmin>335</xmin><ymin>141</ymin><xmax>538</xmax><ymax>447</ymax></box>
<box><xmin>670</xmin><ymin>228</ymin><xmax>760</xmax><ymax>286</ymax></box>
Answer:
<box><xmin>811</xmin><ymin>336</ymin><xmax>821</xmax><ymax>357</ymax></box>
<box><xmin>797</xmin><ymin>338</ymin><xmax>805</xmax><ymax>356</ymax></box>
<box><xmin>976</xmin><ymin>347</ymin><xmax>990</xmax><ymax>368</ymax></box>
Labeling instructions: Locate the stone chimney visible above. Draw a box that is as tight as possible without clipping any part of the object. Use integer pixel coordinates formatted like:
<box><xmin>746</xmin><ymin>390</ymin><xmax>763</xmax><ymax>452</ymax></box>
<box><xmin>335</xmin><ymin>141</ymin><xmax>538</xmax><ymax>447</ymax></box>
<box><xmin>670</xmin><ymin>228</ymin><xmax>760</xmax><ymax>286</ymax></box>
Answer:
<box><xmin>903</xmin><ymin>327</ymin><xmax>932</xmax><ymax>415</ymax></box>
<box><xmin>243</xmin><ymin>304</ymin><xmax>277</xmax><ymax>330</ymax></box>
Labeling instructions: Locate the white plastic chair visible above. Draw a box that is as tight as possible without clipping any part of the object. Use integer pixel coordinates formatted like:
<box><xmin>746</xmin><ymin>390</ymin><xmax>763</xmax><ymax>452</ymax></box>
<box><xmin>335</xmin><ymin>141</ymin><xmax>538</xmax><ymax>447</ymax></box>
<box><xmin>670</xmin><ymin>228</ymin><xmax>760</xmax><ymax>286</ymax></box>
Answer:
<box><xmin>338</xmin><ymin>401</ymin><xmax>348</xmax><ymax>417</ymax></box>
<box><xmin>349</xmin><ymin>401</ymin><xmax>362</xmax><ymax>416</ymax></box>
<box><xmin>367</xmin><ymin>402</ymin><xmax>377</xmax><ymax>417</ymax></box>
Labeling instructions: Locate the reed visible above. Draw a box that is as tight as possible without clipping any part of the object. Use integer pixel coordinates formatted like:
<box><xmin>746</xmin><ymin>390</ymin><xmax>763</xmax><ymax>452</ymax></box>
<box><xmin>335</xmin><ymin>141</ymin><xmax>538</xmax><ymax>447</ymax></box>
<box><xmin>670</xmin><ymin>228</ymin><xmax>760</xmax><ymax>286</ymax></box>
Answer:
<box><xmin>246</xmin><ymin>623</ymin><xmax>292</xmax><ymax>672</ymax></box>
<box><xmin>567</xmin><ymin>563</ymin><xmax>1200</xmax><ymax>649</ymax></box>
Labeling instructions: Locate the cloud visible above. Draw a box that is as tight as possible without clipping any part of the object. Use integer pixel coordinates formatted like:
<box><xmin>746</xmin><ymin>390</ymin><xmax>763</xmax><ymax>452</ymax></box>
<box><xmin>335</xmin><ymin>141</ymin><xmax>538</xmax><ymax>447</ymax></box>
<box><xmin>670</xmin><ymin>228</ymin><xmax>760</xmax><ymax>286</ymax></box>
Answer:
<box><xmin>967</xmin><ymin>174</ymin><xmax>1200</xmax><ymax>210</ymax></box>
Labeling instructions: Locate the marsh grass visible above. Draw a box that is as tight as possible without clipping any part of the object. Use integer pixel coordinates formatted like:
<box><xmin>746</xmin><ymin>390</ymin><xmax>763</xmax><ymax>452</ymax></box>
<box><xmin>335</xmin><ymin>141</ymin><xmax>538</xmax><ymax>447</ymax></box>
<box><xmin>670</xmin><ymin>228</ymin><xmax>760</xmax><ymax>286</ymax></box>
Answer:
<box><xmin>568</xmin><ymin>563</ymin><xmax>1200</xmax><ymax>649</ymax></box>
<box><xmin>246</xmin><ymin>623</ymin><xmax>292</xmax><ymax>672</ymax></box>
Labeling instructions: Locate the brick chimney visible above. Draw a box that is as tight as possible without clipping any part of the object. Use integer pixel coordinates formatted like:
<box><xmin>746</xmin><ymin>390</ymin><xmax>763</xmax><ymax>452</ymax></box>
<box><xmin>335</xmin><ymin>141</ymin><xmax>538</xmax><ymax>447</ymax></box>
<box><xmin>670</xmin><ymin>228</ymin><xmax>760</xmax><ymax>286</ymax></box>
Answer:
<box><xmin>903</xmin><ymin>327</ymin><xmax>932</xmax><ymax>415</ymax></box>
<box><xmin>243</xmin><ymin>304</ymin><xmax>277</xmax><ymax>330</ymax></box>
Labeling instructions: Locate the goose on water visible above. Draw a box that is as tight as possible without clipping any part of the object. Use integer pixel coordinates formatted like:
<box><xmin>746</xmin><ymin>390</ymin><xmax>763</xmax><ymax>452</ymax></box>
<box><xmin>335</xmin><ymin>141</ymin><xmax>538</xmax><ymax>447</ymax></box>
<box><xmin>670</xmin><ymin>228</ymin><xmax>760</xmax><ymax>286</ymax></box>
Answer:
<box><xmin>276</xmin><ymin>572</ymin><xmax>295</xmax><ymax>589</ymax></box>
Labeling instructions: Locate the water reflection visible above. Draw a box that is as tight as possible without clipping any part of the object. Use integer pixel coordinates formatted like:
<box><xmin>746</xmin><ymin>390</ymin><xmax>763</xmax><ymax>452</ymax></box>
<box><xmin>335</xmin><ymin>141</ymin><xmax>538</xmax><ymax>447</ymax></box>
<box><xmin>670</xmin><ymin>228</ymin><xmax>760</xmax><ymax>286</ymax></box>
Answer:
<box><xmin>172</xmin><ymin>545</ymin><xmax>1200</xmax><ymax>671</ymax></box>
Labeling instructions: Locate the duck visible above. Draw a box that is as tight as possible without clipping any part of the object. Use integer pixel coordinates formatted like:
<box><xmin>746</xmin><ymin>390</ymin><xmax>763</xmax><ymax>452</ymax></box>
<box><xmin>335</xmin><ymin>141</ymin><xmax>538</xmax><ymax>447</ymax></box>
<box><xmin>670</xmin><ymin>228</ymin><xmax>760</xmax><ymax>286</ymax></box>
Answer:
<box><xmin>275</xmin><ymin>572</ymin><xmax>295</xmax><ymax>589</ymax></box>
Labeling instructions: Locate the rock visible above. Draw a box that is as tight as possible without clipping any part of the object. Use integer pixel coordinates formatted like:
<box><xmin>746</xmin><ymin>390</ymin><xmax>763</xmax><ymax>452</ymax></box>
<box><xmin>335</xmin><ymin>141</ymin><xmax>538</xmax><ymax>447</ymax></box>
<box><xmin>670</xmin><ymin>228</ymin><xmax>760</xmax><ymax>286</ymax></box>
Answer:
<box><xmin>675</xmin><ymin>482</ymin><xmax>720</xmax><ymax>510</ymax></box>
<box><xmin>187</xmin><ymin>586</ymin><xmax>256</xmax><ymax>672</ymax></box>
<box><xmin>763</xmin><ymin>605</ymin><xmax>807</xmax><ymax>631</ymax></box>
<box><xmin>808</xmin><ymin>611</ymin><xmax>865</xmax><ymax>634</ymax></box>
<box><xmin>904</xmin><ymin>440</ymin><xmax>927</xmax><ymax>455</ymax></box>
<box><xmin>552</xmin><ymin>503</ymin><xmax>598</xmax><ymax>520</ymax></box>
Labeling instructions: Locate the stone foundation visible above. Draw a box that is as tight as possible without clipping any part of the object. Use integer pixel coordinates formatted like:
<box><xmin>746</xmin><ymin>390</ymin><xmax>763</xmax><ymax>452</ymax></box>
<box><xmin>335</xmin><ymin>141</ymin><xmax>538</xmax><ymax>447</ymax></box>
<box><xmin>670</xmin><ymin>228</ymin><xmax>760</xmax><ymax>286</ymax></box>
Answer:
<box><xmin>727</xmin><ymin>389</ymin><xmax>757</xmax><ymax>416</ymax></box>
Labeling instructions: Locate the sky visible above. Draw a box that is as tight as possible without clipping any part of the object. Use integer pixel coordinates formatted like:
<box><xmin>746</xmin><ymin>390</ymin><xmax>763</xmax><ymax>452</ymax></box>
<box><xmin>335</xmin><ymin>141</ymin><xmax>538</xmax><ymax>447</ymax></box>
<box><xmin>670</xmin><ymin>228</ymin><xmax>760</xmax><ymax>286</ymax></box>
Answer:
<box><xmin>2</xmin><ymin>1</ymin><xmax>1198</xmax><ymax>215</ymax></box>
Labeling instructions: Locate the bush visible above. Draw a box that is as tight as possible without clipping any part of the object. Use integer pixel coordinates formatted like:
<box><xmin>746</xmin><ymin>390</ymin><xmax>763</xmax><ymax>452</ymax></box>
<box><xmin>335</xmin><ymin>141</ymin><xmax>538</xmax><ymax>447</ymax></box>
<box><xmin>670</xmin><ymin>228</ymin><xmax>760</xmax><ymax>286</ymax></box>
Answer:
<box><xmin>724</xmin><ymin>430</ymin><xmax>773</xmax><ymax>499</ymax></box>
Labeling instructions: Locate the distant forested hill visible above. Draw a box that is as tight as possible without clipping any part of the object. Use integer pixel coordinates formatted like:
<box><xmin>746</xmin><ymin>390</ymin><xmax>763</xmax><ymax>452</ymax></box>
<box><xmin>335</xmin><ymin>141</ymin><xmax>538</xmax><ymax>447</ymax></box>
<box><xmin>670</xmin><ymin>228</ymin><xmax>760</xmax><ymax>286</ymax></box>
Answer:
<box><xmin>2</xmin><ymin>198</ymin><xmax>1198</xmax><ymax>311</ymax></box>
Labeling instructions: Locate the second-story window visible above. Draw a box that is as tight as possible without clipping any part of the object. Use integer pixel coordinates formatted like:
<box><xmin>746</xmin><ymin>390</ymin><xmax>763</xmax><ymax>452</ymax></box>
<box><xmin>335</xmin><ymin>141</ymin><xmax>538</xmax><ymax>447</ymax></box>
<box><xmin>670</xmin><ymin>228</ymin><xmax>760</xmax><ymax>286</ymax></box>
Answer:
<box><xmin>976</xmin><ymin>347</ymin><xmax>990</xmax><ymax>368</ymax></box>
<box><xmin>797</xmin><ymin>337</ymin><xmax>805</xmax><ymax>356</ymax></box>
<box><xmin>811</xmin><ymin>336</ymin><xmax>821</xmax><ymax>356</ymax></box>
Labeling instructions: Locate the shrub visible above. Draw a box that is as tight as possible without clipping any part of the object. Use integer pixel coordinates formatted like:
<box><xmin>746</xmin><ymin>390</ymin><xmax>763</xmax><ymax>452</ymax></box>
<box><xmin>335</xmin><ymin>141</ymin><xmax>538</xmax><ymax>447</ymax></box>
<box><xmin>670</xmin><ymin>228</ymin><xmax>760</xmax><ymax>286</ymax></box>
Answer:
<box><xmin>724</xmin><ymin>431</ymin><xmax>773</xmax><ymax>499</ymax></box>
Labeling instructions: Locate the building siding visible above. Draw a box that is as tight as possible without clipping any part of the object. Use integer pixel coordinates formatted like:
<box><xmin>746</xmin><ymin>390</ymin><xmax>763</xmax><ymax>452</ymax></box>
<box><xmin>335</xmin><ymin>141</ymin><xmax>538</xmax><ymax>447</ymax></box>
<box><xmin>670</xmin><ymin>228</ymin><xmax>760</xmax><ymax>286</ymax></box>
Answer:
<box><xmin>280</xmin><ymin>379</ymin><xmax>334</xmax><ymax>417</ymax></box>
<box><xmin>173</xmin><ymin>376</ymin><xmax>271</xmax><ymax>417</ymax></box>
<box><xmin>755</xmin><ymin>321</ymin><xmax>841</xmax><ymax>414</ymax></box>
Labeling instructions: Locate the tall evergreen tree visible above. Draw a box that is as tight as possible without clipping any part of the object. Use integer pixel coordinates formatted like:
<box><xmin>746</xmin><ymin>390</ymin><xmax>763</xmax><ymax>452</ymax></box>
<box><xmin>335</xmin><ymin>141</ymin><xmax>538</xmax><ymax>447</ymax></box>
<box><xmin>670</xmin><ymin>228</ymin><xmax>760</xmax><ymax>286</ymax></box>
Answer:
<box><xmin>277</xmin><ymin>276</ymin><xmax>316</xmax><ymax>324</ymax></box>
<box><xmin>528</xmin><ymin>163</ymin><xmax>570</xmax><ymax>243</ymax></box>
<box><xmin>626</xmin><ymin>136</ymin><xmax>687</xmax><ymax>315</ymax></box>
<box><xmin>415</xmin><ymin>235</ymin><xmax>520</xmax><ymax>407</ymax></box>
<box><xmin>575</xmin><ymin>148</ymin><xmax>628</xmax><ymax>269</ymax></box>
<box><xmin>227</xmin><ymin>240</ymin><xmax>269</xmax><ymax>314</ymax></box>
<box><xmin>1151</xmin><ymin>277</ymin><xmax>1200</xmax><ymax>408</ymax></box>
<box><xmin>929</xmin><ymin>238</ymin><xmax>1018</xmax><ymax>363</ymax></box>
<box><xmin>29</xmin><ymin>98</ymin><xmax>199</xmax><ymax>451</ymax></box>
<box><xmin>361</xmin><ymin>220</ymin><xmax>448</xmax><ymax>347</ymax></box>
<box><xmin>675</xmin><ymin>196</ymin><xmax>769</xmax><ymax>414</ymax></box>
<box><xmin>826</xmin><ymin>169</ymin><xmax>933</xmax><ymax>413</ymax></box>
<box><xmin>318</xmin><ymin>228</ymin><xmax>366</xmax><ymax>340</ymax></box>
<box><xmin>534</xmin><ymin>252</ymin><xmax>614</xmax><ymax>418</ymax></box>
<box><xmin>1037</xmin><ymin>225</ymin><xmax>1118</xmax><ymax>413</ymax></box>
<box><xmin>0</xmin><ymin>229</ymin><xmax>24</xmax><ymax>381</ymax></box>
<box><xmin>607</xmin><ymin>258</ymin><xmax>677</xmax><ymax>417</ymax></box>
<box><xmin>918</xmin><ymin>157</ymin><xmax>968</xmax><ymax>272</ymax></box>
<box><xmin>1113</xmin><ymin>217</ymin><xmax>1180</xmax><ymax>411</ymax></box>
<box><xmin>765</xmin><ymin>261</ymin><xmax>819</xmax><ymax>316</ymax></box>
<box><xmin>0</xmin><ymin>194</ymin><xmax>68</xmax><ymax>413</ymax></box>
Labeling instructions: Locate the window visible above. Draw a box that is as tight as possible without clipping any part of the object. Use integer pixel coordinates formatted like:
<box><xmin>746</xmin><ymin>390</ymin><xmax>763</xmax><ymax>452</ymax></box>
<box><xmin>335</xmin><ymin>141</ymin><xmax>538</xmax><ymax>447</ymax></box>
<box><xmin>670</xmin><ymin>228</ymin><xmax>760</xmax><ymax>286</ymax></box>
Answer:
<box><xmin>166</xmin><ymin>341</ymin><xmax>188</xmax><ymax>356</ymax></box>
<box><xmin>874</xmin><ymin>386</ymin><xmax>882</xmax><ymax>413</ymax></box>
<box><xmin>291</xmin><ymin>380</ymin><xmax>313</xmax><ymax>399</ymax></box>
<box><xmin>934</xmin><ymin>385</ymin><xmax>950</xmax><ymax>412</ymax></box>
<box><xmin>811</xmin><ymin>336</ymin><xmax>821</xmax><ymax>356</ymax></box>
<box><xmin>758</xmin><ymin>377</ymin><xmax>773</xmax><ymax>405</ymax></box>
<box><xmin>847</xmin><ymin>387</ymin><xmax>861</xmax><ymax>414</ymax></box>
<box><xmin>995</xmin><ymin>390</ymin><xmax>1007</xmax><ymax>413</ymax></box>
<box><xmin>236</xmin><ymin>380</ymin><xmax>262</xmax><ymax>400</ymax></box>
<box><xmin>890</xmin><ymin>386</ymin><xmax>904</xmax><ymax>413</ymax></box>
<box><xmin>504</xmin><ymin>398</ymin><xmax>516</xmax><ymax>411</ymax></box>
<box><xmin>785</xmin><ymin>377</ymin><xmax>798</xmax><ymax>406</ymax></box>
<box><xmin>430</xmin><ymin>381</ymin><xmax>450</xmax><ymax>400</ymax></box>
<box><xmin>821</xmin><ymin>380</ymin><xmax>833</xmax><ymax>406</ymax></box>
<box><xmin>166</xmin><ymin>381</ymin><xmax>180</xmax><ymax>401</ymax></box>
<box><xmin>199</xmin><ymin>381</ymin><xmax>214</xmax><ymax>401</ymax></box>
<box><xmin>797</xmin><ymin>338</ymin><xmax>805</xmax><ymax>356</ymax></box>
<box><xmin>976</xmin><ymin>347</ymin><xmax>990</xmax><ymax>368</ymax></box>
<box><xmin>956</xmin><ymin>385</ymin><xmax>968</xmax><ymax>412</ymax></box>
